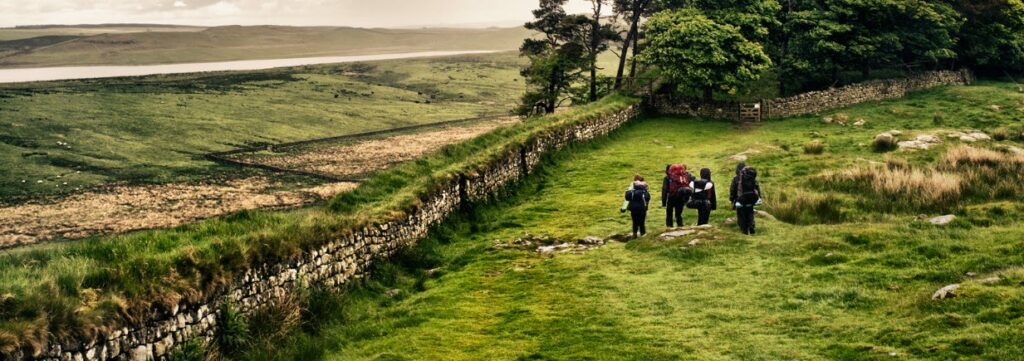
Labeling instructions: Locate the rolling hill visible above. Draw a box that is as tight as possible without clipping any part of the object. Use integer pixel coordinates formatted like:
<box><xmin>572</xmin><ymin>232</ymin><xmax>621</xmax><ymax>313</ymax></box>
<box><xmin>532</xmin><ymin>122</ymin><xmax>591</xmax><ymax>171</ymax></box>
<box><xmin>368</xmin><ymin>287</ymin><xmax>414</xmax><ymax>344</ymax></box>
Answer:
<box><xmin>0</xmin><ymin>25</ymin><xmax>532</xmax><ymax>68</ymax></box>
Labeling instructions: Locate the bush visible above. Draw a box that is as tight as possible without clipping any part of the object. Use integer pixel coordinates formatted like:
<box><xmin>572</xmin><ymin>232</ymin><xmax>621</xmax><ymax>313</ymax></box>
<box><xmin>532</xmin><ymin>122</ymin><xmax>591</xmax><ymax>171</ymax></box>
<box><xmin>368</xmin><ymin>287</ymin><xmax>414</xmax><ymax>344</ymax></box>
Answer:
<box><xmin>933</xmin><ymin>113</ymin><xmax>945</xmax><ymax>125</ymax></box>
<box><xmin>873</xmin><ymin>133</ymin><xmax>897</xmax><ymax>152</ymax></box>
<box><xmin>803</xmin><ymin>140</ymin><xmax>825</xmax><ymax>155</ymax></box>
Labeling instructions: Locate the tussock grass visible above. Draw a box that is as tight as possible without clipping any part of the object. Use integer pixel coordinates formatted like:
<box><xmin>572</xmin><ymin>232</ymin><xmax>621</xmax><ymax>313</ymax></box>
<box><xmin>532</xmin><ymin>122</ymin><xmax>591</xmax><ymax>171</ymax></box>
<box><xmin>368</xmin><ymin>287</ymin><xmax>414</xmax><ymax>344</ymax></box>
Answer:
<box><xmin>818</xmin><ymin>164</ymin><xmax>962</xmax><ymax>211</ymax></box>
<box><xmin>941</xmin><ymin>145</ymin><xmax>1024</xmax><ymax>200</ymax></box>
<box><xmin>803</xmin><ymin>140</ymin><xmax>826</xmax><ymax>155</ymax></box>
<box><xmin>768</xmin><ymin>190</ymin><xmax>847</xmax><ymax>224</ymax></box>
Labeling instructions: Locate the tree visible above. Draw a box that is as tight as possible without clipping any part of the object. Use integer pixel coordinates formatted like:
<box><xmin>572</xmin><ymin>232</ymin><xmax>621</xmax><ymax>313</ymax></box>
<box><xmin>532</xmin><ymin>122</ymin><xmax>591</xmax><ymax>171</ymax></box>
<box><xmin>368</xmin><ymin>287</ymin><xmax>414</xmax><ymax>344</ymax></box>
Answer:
<box><xmin>638</xmin><ymin>9</ymin><xmax>772</xmax><ymax>100</ymax></box>
<box><xmin>783</xmin><ymin>0</ymin><xmax>960</xmax><ymax>88</ymax></box>
<box><xmin>949</xmin><ymin>0</ymin><xmax>1024</xmax><ymax>74</ymax></box>
<box><xmin>519</xmin><ymin>0</ymin><xmax>590</xmax><ymax>115</ymax></box>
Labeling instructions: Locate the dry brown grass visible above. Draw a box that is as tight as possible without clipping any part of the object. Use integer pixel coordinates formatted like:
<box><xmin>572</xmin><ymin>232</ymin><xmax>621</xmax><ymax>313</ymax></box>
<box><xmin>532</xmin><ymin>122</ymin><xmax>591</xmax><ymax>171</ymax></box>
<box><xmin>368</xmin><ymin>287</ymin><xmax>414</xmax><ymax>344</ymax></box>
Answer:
<box><xmin>941</xmin><ymin>145</ymin><xmax>1024</xmax><ymax>199</ymax></box>
<box><xmin>818</xmin><ymin>164</ymin><xmax>962</xmax><ymax>211</ymax></box>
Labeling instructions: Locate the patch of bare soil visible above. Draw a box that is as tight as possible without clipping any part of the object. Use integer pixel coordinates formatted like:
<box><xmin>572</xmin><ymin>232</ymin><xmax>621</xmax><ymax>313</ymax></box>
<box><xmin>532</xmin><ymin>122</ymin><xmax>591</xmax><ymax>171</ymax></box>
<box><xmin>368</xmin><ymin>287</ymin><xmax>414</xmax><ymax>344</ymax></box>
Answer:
<box><xmin>236</xmin><ymin>118</ymin><xmax>519</xmax><ymax>178</ymax></box>
<box><xmin>0</xmin><ymin>178</ymin><xmax>357</xmax><ymax>248</ymax></box>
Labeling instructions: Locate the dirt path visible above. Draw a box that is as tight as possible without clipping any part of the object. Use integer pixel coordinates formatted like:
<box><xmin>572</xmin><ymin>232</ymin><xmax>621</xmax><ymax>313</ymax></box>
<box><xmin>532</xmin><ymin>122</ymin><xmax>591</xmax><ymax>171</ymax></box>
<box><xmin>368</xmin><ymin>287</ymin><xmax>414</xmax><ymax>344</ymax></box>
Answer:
<box><xmin>0</xmin><ymin>118</ymin><xmax>517</xmax><ymax>249</ymax></box>
<box><xmin>234</xmin><ymin>118</ymin><xmax>519</xmax><ymax>178</ymax></box>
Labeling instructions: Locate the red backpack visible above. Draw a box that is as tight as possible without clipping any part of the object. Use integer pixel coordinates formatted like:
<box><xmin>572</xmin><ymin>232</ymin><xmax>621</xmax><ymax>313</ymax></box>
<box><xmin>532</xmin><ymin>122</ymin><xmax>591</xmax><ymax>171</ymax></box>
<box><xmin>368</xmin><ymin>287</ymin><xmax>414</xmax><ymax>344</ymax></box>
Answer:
<box><xmin>667</xmin><ymin>164</ymin><xmax>693</xmax><ymax>200</ymax></box>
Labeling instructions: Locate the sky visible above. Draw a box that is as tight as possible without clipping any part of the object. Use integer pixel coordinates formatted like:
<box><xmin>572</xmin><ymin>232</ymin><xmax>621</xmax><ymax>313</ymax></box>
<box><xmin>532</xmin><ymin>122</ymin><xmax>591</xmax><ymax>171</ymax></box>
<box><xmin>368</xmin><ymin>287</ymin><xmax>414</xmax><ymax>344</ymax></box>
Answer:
<box><xmin>0</xmin><ymin>0</ymin><xmax>598</xmax><ymax>28</ymax></box>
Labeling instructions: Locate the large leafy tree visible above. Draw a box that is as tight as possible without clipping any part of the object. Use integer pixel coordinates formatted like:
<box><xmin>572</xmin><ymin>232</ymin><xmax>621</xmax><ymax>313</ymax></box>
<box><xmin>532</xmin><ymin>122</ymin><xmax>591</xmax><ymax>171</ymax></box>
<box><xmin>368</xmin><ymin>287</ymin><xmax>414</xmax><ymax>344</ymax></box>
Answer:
<box><xmin>783</xmin><ymin>0</ymin><xmax>960</xmax><ymax>88</ymax></box>
<box><xmin>638</xmin><ymin>9</ymin><xmax>772</xmax><ymax>100</ymax></box>
<box><xmin>948</xmin><ymin>0</ymin><xmax>1024</xmax><ymax>74</ymax></box>
<box><xmin>519</xmin><ymin>0</ymin><xmax>589</xmax><ymax>115</ymax></box>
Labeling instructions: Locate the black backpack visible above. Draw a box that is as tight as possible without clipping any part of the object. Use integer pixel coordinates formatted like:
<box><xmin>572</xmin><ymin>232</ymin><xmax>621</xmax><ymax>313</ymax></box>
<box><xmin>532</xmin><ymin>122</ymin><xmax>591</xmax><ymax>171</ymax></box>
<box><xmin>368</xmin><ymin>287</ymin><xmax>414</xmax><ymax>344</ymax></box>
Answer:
<box><xmin>737</xmin><ymin>167</ymin><xmax>760</xmax><ymax>205</ymax></box>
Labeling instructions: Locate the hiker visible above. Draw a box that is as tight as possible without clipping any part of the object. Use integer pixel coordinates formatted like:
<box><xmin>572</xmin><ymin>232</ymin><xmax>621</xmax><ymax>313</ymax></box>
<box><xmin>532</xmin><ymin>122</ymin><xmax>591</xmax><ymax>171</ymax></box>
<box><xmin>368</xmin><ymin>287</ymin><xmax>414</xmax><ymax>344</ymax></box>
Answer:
<box><xmin>662</xmin><ymin>164</ymin><xmax>693</xmax><ymax>228</ymax></box>
<box><xmin>729</xmin><ymin>163</ymin><xmax>762</xmax><ymax>235</ymax></box>
<box><xmin>625</xmin><ymin>175</ymin><xmax>652</xmax><ymax>238</ymax></box>
<box><xmin>620</xmin><ymin>175</ymin><xmax>642</xmax><ymax>213</ymax></box>
<box><xmin>688</xmin><ymin>168</ymin><xmax>716</xmax><ymax>226</ymax></box>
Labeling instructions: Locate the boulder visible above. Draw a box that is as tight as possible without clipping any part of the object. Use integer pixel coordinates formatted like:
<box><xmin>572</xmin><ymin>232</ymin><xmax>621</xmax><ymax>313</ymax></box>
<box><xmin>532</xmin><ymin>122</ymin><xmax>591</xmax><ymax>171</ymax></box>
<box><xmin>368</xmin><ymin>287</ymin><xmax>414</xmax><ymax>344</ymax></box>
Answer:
<box><xmin>929</xmin><ymin>215</ymin><xmax>956</xmax><ymax>225</ymax></box>
<box><xmin>931</xmin><ymin>284</ymin><xmax>960</xmax><ymax>300</ymax></box>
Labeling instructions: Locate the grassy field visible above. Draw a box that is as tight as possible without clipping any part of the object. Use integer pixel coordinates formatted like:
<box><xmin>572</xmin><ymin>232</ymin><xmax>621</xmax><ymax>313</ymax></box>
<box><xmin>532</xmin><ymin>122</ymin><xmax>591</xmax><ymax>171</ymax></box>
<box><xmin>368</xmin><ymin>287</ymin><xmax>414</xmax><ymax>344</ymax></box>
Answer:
<box><xmin>0</xmin><ymin>51</ymin><xmax>525</xmax><ymax>200</ymax></box>
<box><xmin>0</xmin><ymin>96</ymin><xmax>640</xmax><ymax>352</ymax></box>
<box><xmin>0</xmin><ymin>25</ymin><xmax>529</xmax><ymax>68</ymax></box>
<box><xmin>219</xmin><ymin>82</ymin><xmax>1024</xmax><ymax>360</ymax></box>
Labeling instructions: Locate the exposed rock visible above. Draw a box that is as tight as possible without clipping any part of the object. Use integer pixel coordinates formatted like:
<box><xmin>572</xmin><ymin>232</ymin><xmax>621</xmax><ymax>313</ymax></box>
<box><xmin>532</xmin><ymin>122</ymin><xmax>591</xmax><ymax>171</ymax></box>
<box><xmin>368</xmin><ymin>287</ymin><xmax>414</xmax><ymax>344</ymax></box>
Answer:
<box><xmin>687</xmin><ymin>239</ymin><xmax>702</xmax><ymax>247</ymax></box>
<box><xmin>129</xmin><ymin>346</ymin><xmax>150</xmax><ymax>361</ymax></box>
<box><xmin>959</xmin><ymin>132</ymin><xmax>991</xmax><ymax>143</ymax></box>
<box><xmin>659</xmin><ymin>229</ymin><xmax>699</xmax><ymax>240</ymax></box>
<box><xmin>929</xmin><ymin>215</ymin><xmax>956</xmax><ymax>225</ymax></box>
<box><xmin>537</xmin><ymin>243</ymin><xmax>572</xmax><ymax>254</ymax></box>
<box><xmin>916</xmin><ymin>134</ymin><xmax>941</xmax><ymax>143</ymax></box>
<box><xmin>875</xmin><ymin>132</ymin><xmax>897</xmax><ymax>145</ymax></box>
<box><xmin>932</xmin><ymin>284</ymin><xmax>960</xmax><ymax>300</ymax></box>
<box><xmin>385</xmin><ymin>289</ymin><xmax>402</xmax><ymax>298</ymax></box>
<box><xmin>853</xmin><ymin>118</ymin><xmax>866</xmax><ymax>126</ymax></box>
<box><xmin>898</xmin><ymin>140</ymin><xmax>931</xmax><ymax>150</ymax></box>
<box><xmin>425</xmin><ymin>267</ymin><xmax>444</xmax><ymax>276</ymax></box>
<box><xmin>1000</xmin><ymin>145</ymin><xmax>1024</xmax><ymax>155</ymax></box>
<box><xmin>579</xmin><ymin>236</ymin><xmax>606</xmax><ymax>246</ymax></box>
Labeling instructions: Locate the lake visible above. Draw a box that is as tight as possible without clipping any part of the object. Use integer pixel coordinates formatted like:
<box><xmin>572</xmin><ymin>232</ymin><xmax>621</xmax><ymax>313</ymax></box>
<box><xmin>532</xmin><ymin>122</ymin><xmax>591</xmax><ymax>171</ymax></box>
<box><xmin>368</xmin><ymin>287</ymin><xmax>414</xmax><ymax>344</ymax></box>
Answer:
<box><xmin>0</xmin><ymin>50</ymin><xmax>497</xmax><ymax>84</ymax></box>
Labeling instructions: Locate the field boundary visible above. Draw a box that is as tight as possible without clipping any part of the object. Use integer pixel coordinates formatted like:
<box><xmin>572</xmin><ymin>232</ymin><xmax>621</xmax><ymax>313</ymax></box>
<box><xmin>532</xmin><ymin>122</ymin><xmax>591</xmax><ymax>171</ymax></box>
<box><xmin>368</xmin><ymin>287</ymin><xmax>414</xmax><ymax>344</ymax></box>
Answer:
<box><xmin>650</xmin><ymin>69</ymin><xmax>974</xmax><ymax>121</ymax></box>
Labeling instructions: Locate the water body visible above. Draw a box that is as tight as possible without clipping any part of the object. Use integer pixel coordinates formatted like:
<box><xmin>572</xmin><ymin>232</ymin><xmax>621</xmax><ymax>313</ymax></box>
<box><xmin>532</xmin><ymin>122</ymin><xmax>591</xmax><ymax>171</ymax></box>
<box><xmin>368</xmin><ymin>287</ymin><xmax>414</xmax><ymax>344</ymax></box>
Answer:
<box><xmin>0</xmin><ymin>50</ymin><xmax>497</xmax><ymax>84</ymax></box>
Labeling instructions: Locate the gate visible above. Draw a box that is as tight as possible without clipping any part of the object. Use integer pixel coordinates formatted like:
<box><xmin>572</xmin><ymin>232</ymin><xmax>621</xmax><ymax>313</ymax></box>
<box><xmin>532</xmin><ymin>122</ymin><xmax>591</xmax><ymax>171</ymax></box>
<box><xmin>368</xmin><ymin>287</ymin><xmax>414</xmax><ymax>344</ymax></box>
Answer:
<box><xmin>739</xmin><ymin>103</ymin><xmax>762</xmax><ymax>122</ymax></box>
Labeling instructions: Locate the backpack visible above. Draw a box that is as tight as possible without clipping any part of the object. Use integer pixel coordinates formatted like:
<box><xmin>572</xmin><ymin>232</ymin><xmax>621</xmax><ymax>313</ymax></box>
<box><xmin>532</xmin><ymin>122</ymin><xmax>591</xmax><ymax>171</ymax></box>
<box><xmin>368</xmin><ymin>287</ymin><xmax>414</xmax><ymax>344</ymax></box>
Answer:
<box><xmin>667</xmin><ymin>164</ymin><xmax>693</xmax><ymax>202</ymax></box>
<box><xmin>737</xmin><ymin>167</ymin><xmax>760</xmax><ymax>205</ymax></box>
<box><xmin>687</xmin><ymin>179</ymin><xmax>711</xmax><ymax>209</ymax></box>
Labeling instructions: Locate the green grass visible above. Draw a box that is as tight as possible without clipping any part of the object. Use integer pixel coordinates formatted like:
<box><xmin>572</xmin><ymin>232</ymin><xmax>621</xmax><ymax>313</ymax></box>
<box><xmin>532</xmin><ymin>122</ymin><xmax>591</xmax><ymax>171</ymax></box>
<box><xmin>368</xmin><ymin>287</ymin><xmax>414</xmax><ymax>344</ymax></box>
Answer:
<box><xmin>224</xmin><ymin>82</ymin><xmax>1024</xmax><ymax>360</ymax></box>
<box><xmin>0</xmin><ymin>95</ymin><xmax>640</xmax><ymax>352</ymax></box>
<box><xmin>0</xmin><ymin>52</ymin><xmax>525</xmax><ymax>200</ymax></box>
<box><xmin>0</xmin><ymin>26</ymin><xmax>530</xmax><ymax>68</ymax></box>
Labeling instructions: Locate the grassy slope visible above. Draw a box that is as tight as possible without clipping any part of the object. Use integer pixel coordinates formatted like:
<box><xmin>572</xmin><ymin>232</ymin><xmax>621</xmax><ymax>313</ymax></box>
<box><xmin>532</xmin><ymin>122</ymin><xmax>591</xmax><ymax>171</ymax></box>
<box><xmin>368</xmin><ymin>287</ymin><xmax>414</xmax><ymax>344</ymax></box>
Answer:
<box><xmin>241</xmin><ymin>82</ymin><xmax>1024</xmax><ymax>360</ymax></box>
<box><xmin>0</xmin><ymin>96</ymin><xmax>640</xmax><ymax>349</ymax></box>
<box><xmin>0</xmin><ymin>26</ymin><xmax>530</xmax><ymax>68</ymax></box>
<box><xmin>0</xmin><ymin>52</ymin><xmax>525</xmax><ymax>200</ymax></box>
<box><xmin>0</xmin><ymin>25</ymin><xmax>205</xmax><ymax>41</ymax></box>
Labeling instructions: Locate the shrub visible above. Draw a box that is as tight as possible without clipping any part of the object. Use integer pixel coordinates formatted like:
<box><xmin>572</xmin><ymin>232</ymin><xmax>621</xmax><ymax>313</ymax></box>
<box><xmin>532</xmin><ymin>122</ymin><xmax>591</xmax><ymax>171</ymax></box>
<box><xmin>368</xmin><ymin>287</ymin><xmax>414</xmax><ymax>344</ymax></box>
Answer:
<box><xmin>817</xmin><ymin>164</ymin><xmax>961</xmax><ymax>211</ymax></box>
<box><xmin>803</xmin><ymin>140</ymin><xmax>825</xmax><ymax>155</ymax></box>
<box><xmin>933</xmin><ymin>113</ymin><xmax>944</xmax><ymax>125</ymax></box>
<box><xmin>873</xmin><ymin>133</ymin><xmax>897</xmax><ymax>152</ymax></box>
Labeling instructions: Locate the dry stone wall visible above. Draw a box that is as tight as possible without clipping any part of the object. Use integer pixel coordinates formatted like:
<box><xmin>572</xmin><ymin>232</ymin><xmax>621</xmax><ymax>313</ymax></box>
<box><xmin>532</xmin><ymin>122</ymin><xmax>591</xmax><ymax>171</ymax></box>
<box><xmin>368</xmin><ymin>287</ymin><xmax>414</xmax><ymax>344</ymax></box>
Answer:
<box><xmin>649</xmin><ymin>70</ymin><xmax>973</xmax><ymax>121</ymax></box>
<box><xmin>762</xmin><ymin>69</ymin><xmax>973</xmax><ymax>119</ymax></box>
<box><xmin>15</xmin><ymin>104</ymin><xmax>640</xmax><ymax>361</ymax></box>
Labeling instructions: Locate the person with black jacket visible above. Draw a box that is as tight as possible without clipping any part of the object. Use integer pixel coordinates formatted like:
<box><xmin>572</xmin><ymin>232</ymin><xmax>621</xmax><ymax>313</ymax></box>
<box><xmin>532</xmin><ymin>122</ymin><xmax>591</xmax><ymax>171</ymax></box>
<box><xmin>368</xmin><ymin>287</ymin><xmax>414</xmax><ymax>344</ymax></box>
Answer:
<box><xmin>729</xmin><ymin>162</ymin><xmax>762</xmax><ymax>235</ymax></box>
<box><xmin>689</xmin><ymin>168</ymin><xmax>716</xmax><ymax>226</ymax></box>
<box><xmin>625</xmin><ymin>176</ymin><xmax>652</xmax><ymax>238</ymax></box>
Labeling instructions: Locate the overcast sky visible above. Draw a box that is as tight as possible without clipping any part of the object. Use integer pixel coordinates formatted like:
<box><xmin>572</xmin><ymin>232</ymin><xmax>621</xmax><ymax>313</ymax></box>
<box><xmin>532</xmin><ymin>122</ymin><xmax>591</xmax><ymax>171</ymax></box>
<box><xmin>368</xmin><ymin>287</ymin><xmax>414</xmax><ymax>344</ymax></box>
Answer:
<box><xmin>1</xmin><ymin>0</ymin><xmax>598</xmax><ymax>28</ymax></box>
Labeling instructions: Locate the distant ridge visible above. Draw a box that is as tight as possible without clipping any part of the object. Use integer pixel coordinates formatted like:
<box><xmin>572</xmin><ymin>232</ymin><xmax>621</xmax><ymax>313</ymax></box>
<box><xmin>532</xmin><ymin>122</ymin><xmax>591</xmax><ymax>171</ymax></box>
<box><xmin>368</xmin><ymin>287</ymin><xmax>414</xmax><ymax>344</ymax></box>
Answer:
<box><xmin>9</xmin><ymin>24</ymin><xmax>203</xmax><ymax>30</ymax></box>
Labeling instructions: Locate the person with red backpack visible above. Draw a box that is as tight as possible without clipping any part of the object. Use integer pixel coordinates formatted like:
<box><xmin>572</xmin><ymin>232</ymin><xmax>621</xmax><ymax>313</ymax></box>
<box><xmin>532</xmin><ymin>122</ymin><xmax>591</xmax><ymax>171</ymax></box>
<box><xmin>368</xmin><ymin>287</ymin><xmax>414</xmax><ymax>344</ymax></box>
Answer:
<box><xmin>729</xmin><ymin>162</ymin><xmax>762</xmax><ymax>235</ymax></box>
<box><xmin>662</xmin><ymin>164</ymin><xmax>693</xmax><ymax>228</ymax></box>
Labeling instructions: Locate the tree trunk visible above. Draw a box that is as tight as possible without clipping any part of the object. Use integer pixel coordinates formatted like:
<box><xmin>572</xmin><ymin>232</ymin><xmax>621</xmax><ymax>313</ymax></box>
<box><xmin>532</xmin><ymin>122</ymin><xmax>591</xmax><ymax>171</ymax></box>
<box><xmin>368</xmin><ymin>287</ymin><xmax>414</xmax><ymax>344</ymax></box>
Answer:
<box><xmin>589</xmin><ymin>1</ymin><xmax>602</xmax><ymax>102</ymax></box>
<box><xmin>614</xmin><ymin>19</ymin><xmax>638</xmax><ymax>89</ymax></box>
<box><xmin>628</xmin><ymin>29</ymin><xmax>640</xmax><ymax>78</ymax></box>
